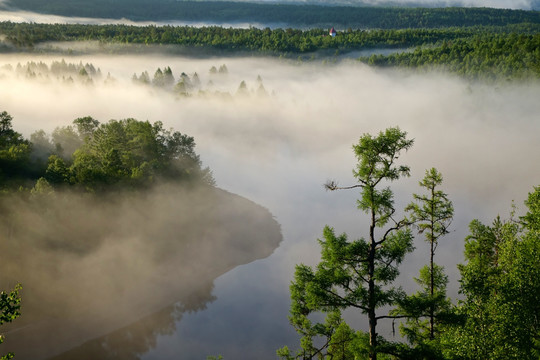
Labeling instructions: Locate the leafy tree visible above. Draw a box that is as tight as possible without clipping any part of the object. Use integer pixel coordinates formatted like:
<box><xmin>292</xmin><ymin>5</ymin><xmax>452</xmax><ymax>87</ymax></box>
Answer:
<box><xmin>0</xmin><ymin>111</ymin><xmax>32</xmax><ymax>188</ymax></box>
<box><xmin>394</xmin><ymin>168</ymin><xmax>454</xmax><ymax>356</ymax></box>
<box><xmin>29</xmin><ymin>129</ymin><xmax>54</xmax><ymax>164</ymax></box>
<box><xmin>69</xmin><ymin>118</ymin><xmax>213</xmax><ymax>190</ymax></box>
<box><xmin>0</xmin><ymin>112</ymin><xmax>213</xmax><ymax>192</ymax></box>
<box><xmin>394</xmin><ymin>264</ymin><xmax>455</xmax><ymax>359</ymax></box>
<box><xmin>0</xmin><ymin>284</ymin><xmax>22</xmax><ymax>360</ymax></box>
<box><xmin>442</xmin><ymin>187</ymin><xmax>540</xmax><ymax>359</ymax></box>
<box><xmin>280</xmin><ymin>127</ymin><xmax>415</xmax><ymax>360</ymax></box>
<box><xmin>51</xmin><ymin>125</ymin><xmax>83</xmax><ymax>160</ymax></box>
<box><xmin>218</xmin><ymin>64</ymin><xmax>228</xmax><ymax>74</ymax></box>
<box><xmin>44</xmin><ymin>154</ymin><xmax>70</xmax><ymax>185</ymax></box>
<box><xmin>73</xmin><ymin>116</ymin><xmax>99</xmax><ymax>141</ymax></box>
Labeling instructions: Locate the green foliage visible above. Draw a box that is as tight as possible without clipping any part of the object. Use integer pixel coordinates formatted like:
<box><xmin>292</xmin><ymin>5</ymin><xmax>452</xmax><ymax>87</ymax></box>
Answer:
<box><xmin>4</xmin><ymin>0</ymin><xmax>540</xmax><ymax>29</ymax></box>
<box><xmin>68</xmin><ymin>118</ymin><xmax>210</xmax><ymax>190</ymax></box>
<box><xmin>442</xmin><ymin>187</ymin><xmax>540</xmax><ymax>359</ymax></box>
<box><xmin>0</xmin><ymin>284</ymin><xmax>22</xmax><ymax>360</ymax></box>
<box><xmin>0</xmin><ymin>111</ymin><xmax>214</xmax><ymax>193</ymax></box>
<box><xmin>282</xmin><ymin>128</ymin><xmax>415</xmax><ymax>360</ymax></box>
<box><xmin>394</xmin><ymin>168</ymin><xmax>455</xmax><ymax>356</ymax></box>
<box><xmin>362</xmin><ymin>33</ymin><xmax>540</xmax><ymax>80</ymax></box>
<box><xmin>406</xmin><ymin>168</ymin><xmax>453</xmax><ymax>246</ymax></box>
<box><xmin>1</xmin><ymin>21</ymin><xmax>539</xmax><ymax>80</ymax></box>
<box><xmin>0</xmin><ymin>111</ymin><xmax>32</xmax><ymax>188</ymax></box>
<box><xmin>393</xmin><ymin>264</ymin><xmax>456</xmax><ymax>359</ymax></box>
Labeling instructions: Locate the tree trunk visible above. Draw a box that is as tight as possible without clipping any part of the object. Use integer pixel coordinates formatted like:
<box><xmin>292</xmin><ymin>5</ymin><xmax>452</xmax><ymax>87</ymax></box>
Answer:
<box><xmin>429</xmin><ymin>186</ymin><xmax>435</xmax><ymax>340</ymax></box>
<box><xmin>430</xmin><ymin>239</ymin><xmax>434</xmax><ymax>340</ymax></box>
<box><xmin>368</xmin><ymin>209</ymin><xmax>377</xmax><ymax>360</ymax></box>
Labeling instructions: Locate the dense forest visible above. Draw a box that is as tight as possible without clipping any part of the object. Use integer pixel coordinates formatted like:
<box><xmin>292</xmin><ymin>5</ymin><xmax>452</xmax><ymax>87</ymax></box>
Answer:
<box><xmin>3</xmin><ymin>0</ymin><xmax>540</xmax><ymax>29</ymax></box>
<box><xmin>0</xmin><ymin>111</ymin><xmax>214</xmax><ymax>193</ymax></box>
<box><xmin>360</xmin><ymin>32</ymin><xmax>540</xmax><ymax>80</ymax></box>
<box><xmin>1</xmin><ymin>22</ymin><xmax>539</xmax><ymax>80</ymax></box>
<box><xmin>0</xmin><ymin>59</ymin><xmax>269</xmax><ymax>100</ymax></box>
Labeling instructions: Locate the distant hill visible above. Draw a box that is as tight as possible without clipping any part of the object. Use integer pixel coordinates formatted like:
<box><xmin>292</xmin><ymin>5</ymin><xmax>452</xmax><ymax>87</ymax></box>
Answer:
<box><xmin>3</xmin><ymin>0</ymin><xmax>540</xmax><ymax>28</ymax></box>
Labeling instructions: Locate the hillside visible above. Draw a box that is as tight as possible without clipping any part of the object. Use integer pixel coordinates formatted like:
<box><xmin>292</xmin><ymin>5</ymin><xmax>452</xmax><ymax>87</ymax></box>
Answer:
<box><xmin>2</xmin><ymin>0</ymin><xmax>540</xmax><ymax>29</ymax></box>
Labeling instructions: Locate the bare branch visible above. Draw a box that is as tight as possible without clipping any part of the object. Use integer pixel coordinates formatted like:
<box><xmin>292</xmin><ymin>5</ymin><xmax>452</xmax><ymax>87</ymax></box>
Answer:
<box><xmin>376</xmin><ymin>314</ymin><xmax>410</xmax><ymax>321</ymax></box>
<box><xmin>376</xmin><ymin>218</ymin><xmax>408</xmax><ymax>246</ymax></box>
<box><xmin>324</xmin><ymin>180</ymin><xmax>364</xmax><ymax>191</ymax></box>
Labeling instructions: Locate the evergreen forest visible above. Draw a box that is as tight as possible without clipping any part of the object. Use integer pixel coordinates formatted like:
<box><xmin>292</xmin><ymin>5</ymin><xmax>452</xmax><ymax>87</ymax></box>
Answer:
<box><xmin>0</xmin><ymin>21</ymin><xmax>539</xmax><ymax>80</ymax></box>
<box><xmin>3</xmin><ymin>0</ymin><xmax>540</xmax><ymax>28</ymax></box>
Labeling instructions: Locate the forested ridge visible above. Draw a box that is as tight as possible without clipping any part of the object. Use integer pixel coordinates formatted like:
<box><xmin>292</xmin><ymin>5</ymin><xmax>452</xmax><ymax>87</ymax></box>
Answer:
<box><xmin>1</xmin><ymin>22</ymin><xmax>539</xmax><ymax>52</ymax></box>
<box><xmin>3</xmin><ymin>0</ymin><xmax>540</xmax><ymax>28</ymax></box>
<box><xmin>361</xmin><ymin>32</ymin><xmax>540</xmax><ymax>80</ymax></box>
<box><xmin>1</xmin><ymin>21</ymin><xmax>539</xmax><ymax>80</ymax></box>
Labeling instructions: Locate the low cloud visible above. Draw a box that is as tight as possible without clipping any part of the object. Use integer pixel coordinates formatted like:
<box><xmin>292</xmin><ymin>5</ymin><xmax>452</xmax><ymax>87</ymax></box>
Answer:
<box><xmin>0</xmin><ymin>52</ymin><xmax>539</xmax><ymax>357</ymax></box>
<box><xmin>255</xmin><ymin>0</ymin><xmax>537</xmax><ymax>10</ymax></box>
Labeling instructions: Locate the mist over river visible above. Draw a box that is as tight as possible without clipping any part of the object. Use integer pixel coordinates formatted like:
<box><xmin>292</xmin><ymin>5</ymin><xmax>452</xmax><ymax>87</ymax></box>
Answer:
<box><xmin>0</xmin><ymin>53</ymin><xmax>539</xmax><ymax>359</ymax></box>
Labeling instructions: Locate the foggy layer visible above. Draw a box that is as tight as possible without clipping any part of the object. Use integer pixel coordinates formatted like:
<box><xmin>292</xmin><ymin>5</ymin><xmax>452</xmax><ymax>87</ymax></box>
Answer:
<box><xmin>1</xmin><ymin>52</ymin><xmax>539</xmax><ymax>357</ymax></box>
<box><xmin>0</xmin><ymin>184</ymin><xmax>282</xmax><ymax>359</ymax></box>
<box><xmin>0</xmin><ymin>10</ymin><xmax>282</xmax><ymax>29</ymax></box>
<box><xmin>2</xmin><ymin>53</ymin><xmax>539</xmax><ymax>272</ymax></box>
<box><xmin>199</xmin><ymin>0</ymin><xmax>538</xmax><ymax>10</ymax></box>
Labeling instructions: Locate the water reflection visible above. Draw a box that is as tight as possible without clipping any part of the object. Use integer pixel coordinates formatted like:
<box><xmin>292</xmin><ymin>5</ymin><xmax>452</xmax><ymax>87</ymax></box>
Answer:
<box><xmin>0</xmin><ymin>184</ymin><xmax>282</xmax><ymax>360</ymax></box>
<box><xmin>48</xmin><ymin>282</ymin><xmax>217</xmax><ymax>360</ymax></box>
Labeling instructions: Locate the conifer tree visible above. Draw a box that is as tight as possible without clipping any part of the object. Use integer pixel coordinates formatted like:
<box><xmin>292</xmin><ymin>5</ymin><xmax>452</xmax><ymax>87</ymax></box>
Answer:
<box><xmin>279</xmin><ymin>127</ymin><xmax>415</xmax><ymax>360</ymax></box>
<box><xmin>397</xmin><ymin>168</ymin><xmax>454</xmax><ymax>343</ymax></box>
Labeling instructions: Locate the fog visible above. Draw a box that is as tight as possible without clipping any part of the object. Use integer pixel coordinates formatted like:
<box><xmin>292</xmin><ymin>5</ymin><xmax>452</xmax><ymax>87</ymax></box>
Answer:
<box><xmin>0</xmin><ymin>9</ymin><xmax>278</xmax><ymax>29</ymax></box>
<box><xmin>1</xmin><ymin>52</ymin><xmax>539</xmax><ymax>358</ymax></box>
<box><xmin>2</xmin><ymin>0</ymin><xmax>539</xmax><ymax>28</ymax></box>
<box><xmin>255</xmin><ymin>0</ymin><xmax>540</xmax><ymax>10</ymax></box>
<box><xmin>0</xmin><ymin>183</ymin><xmax>282</xmax><ymax>359</ymax></box>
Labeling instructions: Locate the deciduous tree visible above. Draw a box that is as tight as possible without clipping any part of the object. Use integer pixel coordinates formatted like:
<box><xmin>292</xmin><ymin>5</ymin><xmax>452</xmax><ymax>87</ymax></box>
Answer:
<box><xmin>0</xmin><ymin>284</ymin><xmax>22</xmax><ymax>360</ymax></box>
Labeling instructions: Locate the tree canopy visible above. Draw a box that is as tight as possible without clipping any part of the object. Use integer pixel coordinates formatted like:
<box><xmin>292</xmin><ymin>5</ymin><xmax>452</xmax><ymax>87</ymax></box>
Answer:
<box><xmin>0</xmin><ymin>112</ymin><xmax>213</xmax><ymax>193</ymax></box>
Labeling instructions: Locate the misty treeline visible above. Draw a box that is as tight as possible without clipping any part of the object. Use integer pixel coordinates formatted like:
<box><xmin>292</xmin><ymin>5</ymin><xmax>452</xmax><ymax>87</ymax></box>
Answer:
<box><xmin>133</xmin><ymin>64</ymin><xmax>268</xmax><ymax>97</ymax></box>
<box><xmin>47</xmin><ymin>281</ymin><xmax>219</xmax><ymax>360</ymax></box>
<box><xmin>3</xmin><ymin>0</ymin><xmax>540</xmax><ymax>28</ymax></box>
<box><xmin>1</xmin><ymin>22</ymin><xmax>539</xmax><ymax>80</ymax></box>
<box><xmin>0</xmin><ymin>110</ymin><xmax>213</xmax><ymax>192</ymax></box>
<box><xmin>361</xmin><ymin>32</ymin><xmax>540</xmax><ymax>80</ymax></box>
<box><xmin>0</xmin><ymin>59</ymin><xmax>269</xmax><ymax>98</ymax></box>
<box><xmin>278</xmin><ymin>128</ymin><xmax>539</xmax><ymax>360</ymax></box>
<box><xmin>1</xmin><ymin>59</ymin><xmax>105</xmax><ymax>85</ymax></box>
